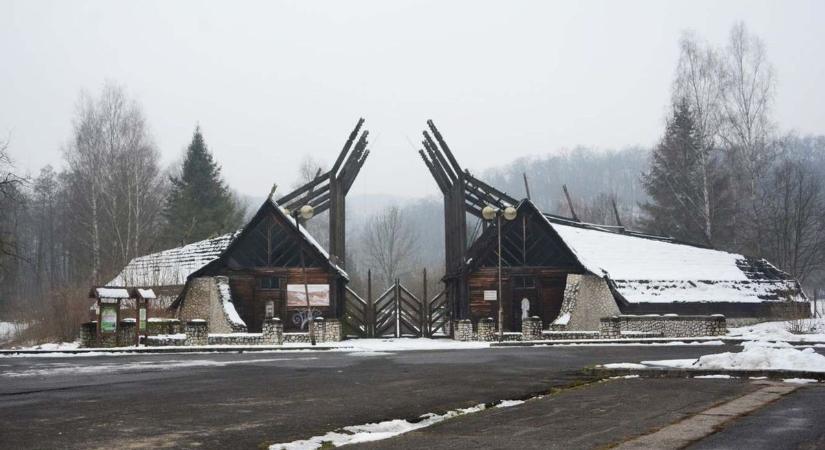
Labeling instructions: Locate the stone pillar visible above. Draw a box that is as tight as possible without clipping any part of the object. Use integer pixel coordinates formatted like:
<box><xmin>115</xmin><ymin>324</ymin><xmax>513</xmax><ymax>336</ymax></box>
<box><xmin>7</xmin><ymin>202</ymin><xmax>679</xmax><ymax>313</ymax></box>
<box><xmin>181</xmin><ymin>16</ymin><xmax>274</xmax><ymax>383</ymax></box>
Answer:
<box><xmin>185</xmin><ymin>320</ymin><xmax>208</xmax><ymax>346</ymax></box>
<box><xmin>263</xmin><ymin>318</ymin><xmax>284</xmax><ymax>345</ymax></box>
<box><xmin>477</xmin><ymin>317</ymin><xmax>495</xmax><ymax>342</ymax></box>
<box><xmin>311</xmin><ymin>317</ymin><xmax>325</xmax><ymax>342</ymax></box>
<box><xmin>324</xmin><ymin>318</ymin><xmax>343</xmax><ymax>342</ymax></box>
<box><xmin>709</xmin><ymin>315</ymin><xmax>727</xmax><ymax>336</ymax></box>
<box><xmin>521</xmin><ymin>316</ymin><xmax>542</xmax><ymax>341</ymax></box>
<box><xmin>599</xmin><ymin>316</ymin><xmax>621</xmax><ymax>338</ymax></box>
<box><xmin>117</xmin><ymin>319</ymin><xmax>137</xmax><ymax>346</ymax></box>
<box><xmin>80</xmin><ymin>322</ymin><xmax>97</xmax><ymax>348</ymax></box>
<box><xmin>453</xmin><ymin>319</ymin><xmax>473</xmax><ymax>341</ymax></box>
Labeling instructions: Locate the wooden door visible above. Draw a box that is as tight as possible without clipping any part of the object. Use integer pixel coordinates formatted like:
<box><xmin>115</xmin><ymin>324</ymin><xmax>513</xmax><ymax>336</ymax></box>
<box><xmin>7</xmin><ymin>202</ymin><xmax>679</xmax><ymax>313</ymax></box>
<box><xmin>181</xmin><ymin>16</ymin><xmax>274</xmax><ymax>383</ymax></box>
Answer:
<box><xmin>540</xmin><ymin>275</ymin><xmax>567</xmax><ymax>324</ymax></box>
<box><xmin>511</xmin><ymin>275</ymin><xmax>539</xmax><ymax>331</ymax></box>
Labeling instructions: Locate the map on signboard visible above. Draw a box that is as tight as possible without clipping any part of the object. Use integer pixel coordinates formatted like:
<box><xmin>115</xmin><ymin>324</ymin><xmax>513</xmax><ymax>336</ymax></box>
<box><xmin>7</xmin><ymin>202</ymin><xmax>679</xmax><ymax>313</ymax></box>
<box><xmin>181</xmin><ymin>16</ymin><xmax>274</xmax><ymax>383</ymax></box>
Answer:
<box><xmin>101</xmin><ymin>306</ymin><xmax>118</xmax><ymax>333</ymax></box>
<box><xmin>286</xmin><ymin>284</ymin><xmax>330</xmax><ymax>307</ymax></box>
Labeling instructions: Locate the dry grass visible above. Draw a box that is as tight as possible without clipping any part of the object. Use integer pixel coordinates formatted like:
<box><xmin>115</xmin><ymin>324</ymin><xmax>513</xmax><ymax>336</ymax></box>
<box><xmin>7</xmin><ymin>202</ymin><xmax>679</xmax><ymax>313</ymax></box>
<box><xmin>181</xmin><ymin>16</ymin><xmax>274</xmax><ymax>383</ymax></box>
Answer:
<box><xmin>6</xmin><ymin>286</ymin><xmax>90</xmax><ymax>346</ymax></box>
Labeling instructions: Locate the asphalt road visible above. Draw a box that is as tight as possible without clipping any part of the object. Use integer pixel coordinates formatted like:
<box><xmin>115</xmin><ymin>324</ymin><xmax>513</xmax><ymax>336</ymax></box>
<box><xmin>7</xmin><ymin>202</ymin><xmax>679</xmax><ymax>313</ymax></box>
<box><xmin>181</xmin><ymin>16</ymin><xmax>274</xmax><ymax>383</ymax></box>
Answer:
<box><xmin>0</xmin><ymin>344</ymin><xmax>822</xmax><ymax>449</ymax></box>
<box><xmin>688</xmin><ymin>384</ymin><xmax>825</xmax><ymax>450</ymax></box>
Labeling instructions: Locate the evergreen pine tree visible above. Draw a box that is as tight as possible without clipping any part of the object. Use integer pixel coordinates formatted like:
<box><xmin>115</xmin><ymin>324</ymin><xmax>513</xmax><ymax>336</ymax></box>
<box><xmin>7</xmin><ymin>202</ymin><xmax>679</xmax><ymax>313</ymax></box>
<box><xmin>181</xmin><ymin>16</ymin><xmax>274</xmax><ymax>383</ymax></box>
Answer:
<box><xmin>642</xmin><ymin>98</ymin><xmax>723</xmax><ymax>245</ymax></box>
<box><xmin>163</xmin><ymin>126</ymin><xmax>244</xmax><ymax>246</ymax></box>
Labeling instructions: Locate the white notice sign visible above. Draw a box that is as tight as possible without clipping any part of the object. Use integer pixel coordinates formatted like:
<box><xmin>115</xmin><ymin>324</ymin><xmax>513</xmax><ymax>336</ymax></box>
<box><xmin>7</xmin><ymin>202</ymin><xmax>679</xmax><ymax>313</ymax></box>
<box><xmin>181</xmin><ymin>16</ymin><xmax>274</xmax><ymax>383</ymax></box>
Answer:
<box><xmin>483</xmin><ymin>290</ymin><xmax>497</xmax><ymax>301</ymax></box>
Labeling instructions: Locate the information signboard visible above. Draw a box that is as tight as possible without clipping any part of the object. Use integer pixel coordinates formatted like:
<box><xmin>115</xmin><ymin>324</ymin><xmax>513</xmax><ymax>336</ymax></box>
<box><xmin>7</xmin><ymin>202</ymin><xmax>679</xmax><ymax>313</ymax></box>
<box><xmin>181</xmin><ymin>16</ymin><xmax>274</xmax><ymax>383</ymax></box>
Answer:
<box><xmin>101</xmin><ymin>305</ymin><xmax>118</xmax><ymax>333</ymax></box>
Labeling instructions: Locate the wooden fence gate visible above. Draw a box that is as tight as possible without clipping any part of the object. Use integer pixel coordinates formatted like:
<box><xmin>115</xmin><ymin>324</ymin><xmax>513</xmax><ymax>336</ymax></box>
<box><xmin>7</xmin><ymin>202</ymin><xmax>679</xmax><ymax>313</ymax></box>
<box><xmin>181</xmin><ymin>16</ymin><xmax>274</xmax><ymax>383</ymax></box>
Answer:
<box><xmin>342</xmin><ymin>271</ymin><xmax>450</xmax><ymax>338</ymax></box>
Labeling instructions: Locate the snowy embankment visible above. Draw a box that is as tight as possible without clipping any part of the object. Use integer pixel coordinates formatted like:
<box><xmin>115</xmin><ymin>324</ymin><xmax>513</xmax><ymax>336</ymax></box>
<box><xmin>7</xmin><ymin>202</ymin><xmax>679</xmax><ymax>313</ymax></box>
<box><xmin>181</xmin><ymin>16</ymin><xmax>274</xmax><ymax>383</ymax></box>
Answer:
<box><xmin>603</xmin><ymin>340</ymin><xmax>825</xmax><ymax>375</ymax></box>
<box><xmin>727</xmin><ymin>318</ymin><xmax>825</xmax><ymax>342</ymax></box>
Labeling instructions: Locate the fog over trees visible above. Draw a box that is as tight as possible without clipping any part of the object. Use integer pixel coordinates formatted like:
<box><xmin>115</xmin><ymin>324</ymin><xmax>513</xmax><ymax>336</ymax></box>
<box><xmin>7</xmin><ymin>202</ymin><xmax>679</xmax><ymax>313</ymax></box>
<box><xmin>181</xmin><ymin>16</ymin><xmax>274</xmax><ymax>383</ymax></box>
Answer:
<box><xmin>0</xmin><ymin>23</ymin><xmax>823</xmax><ymax>343</ymax></box>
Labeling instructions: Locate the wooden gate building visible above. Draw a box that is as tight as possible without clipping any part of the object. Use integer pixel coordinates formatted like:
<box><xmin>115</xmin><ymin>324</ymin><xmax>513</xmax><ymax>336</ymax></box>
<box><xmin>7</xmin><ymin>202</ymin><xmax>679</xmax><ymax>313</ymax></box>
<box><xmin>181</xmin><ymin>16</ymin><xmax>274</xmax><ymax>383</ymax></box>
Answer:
<box><xmin>418</xmin><ymin>122</ymin><xmax>809</xmax><ymax>332</ymax></box>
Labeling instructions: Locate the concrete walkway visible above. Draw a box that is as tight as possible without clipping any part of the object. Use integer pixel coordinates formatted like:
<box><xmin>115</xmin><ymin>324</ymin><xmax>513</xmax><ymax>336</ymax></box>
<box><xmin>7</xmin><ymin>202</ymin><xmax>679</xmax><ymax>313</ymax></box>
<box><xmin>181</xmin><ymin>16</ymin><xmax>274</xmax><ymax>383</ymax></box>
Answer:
<box><xmin>351</xmin><ymin>378</ymin><xmax>761</xmax><ymax>450</ymax></box>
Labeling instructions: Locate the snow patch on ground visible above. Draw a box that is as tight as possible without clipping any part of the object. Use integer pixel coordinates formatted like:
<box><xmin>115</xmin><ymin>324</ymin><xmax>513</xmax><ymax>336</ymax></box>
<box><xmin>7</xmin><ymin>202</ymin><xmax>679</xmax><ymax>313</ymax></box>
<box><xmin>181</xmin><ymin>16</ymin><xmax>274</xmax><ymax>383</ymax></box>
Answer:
<box><xmin>328</xmin><ymin>338</ymin><xmax>489</xmax><ymax>352</ymax></box>
<box><xmin>270</xmin><ymin>396</ymin><xmax>535</xmax><ymax>450</ymax></box>
<box><xmin>694</xmin><ymin>374</ymin><xmax>733</xmax><ymax>379</ymax></box>
<box><xmin>495</xmin><ymin>399</ymin><xmax>526</xmax><ymax>408</ymax></box>
<box><xmin>0</xmin><ymin>356</ymin><xmax>318</xmax><ymax>377</ymax></box>
<box><xmin>9</xmin><ymin>341</ymin><xmax>81</xmax><ymax>351</ymax></box>
<box><xmin>641</xmin><ymin>341</ymin><xmax>825</xmax><ymax>372</ymax></box>
<box><xmin>602</xmin><ymin>363</ymin><xmax>648</xmax><ymax>369</ymax></box>
<box><xmin>782</xmin><ymin>378</ymin><xmax>819</xmax><ymax>384</ymax></box>
<box><xmin>0</xmin><ymin>322</ymin><xmax>28</xmax><ymax>341</ymax></box>
<box><xmin>727</xmin><ymin>319</ymin><xmax>825</xmax><ymax>342</ymax></box>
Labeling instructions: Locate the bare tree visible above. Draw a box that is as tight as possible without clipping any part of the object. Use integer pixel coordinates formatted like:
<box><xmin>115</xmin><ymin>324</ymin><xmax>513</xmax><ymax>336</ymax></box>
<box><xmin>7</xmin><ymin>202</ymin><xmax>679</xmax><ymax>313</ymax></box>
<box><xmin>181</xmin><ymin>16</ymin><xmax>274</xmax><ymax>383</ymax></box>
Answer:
<box><xmin>362</xmin><ymin>206</ymin><xmax>417</xmax><ymax>288</ymax></box>
<box><xmin>672</xmin><ymin>31</ymin><xmax>727</xmax><ymax>242</ymax></box>
<box><xmin>0</xmin><ymin>137</ymin><xmax>25</xmax><ymax>264</ymax></box>
<box><xmin>291</xmin><ymin>155</ymin><xmax>330</xmax><ymax>249</ymax></box>
<box><xmin>721</xmin><ymin>22</ymin><xmax>777</xmax><ymax>252</ymax></box>
<box><xmin>63</xmin><ymin>82</ymin><xmax>165</xmax><ymax>283</ymax></box>
<box><xmin>758</xmin><ymin>140</ymin><xmax>825</xmax><ymax>282</ymax></box>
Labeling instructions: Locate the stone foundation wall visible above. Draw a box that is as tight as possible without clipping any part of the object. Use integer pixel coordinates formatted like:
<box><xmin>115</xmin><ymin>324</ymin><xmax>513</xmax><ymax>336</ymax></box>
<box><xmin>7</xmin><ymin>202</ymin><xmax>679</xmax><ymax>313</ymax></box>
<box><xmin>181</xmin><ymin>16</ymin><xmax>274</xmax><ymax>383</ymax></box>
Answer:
<box><xmin>600</xmin><ymin>315</ymin><xmax>726</xmax><ymax>338</ymax></box>
<box><xmin>542</xmin><ymin>330</ymin><xmax>601</xmax><ymax>340</ymax></box>
<box><xmin>147</xmin><ymin>318</ymin><xmax>182</xmax><ymax>336</ymax></box>
<box><xmin>281</xmin><ymin>319</ymin><xmax>342</xmax><ymax>343</ymax></box>
<box><xmin>79</xmin><ymin>321</ymin><xmax>139</xmax><ymax>347</ymax></box>
<box><xmin>145</xmin><ymin>334</ymin><xmax>186</xmax><ymax>346</ymax></box>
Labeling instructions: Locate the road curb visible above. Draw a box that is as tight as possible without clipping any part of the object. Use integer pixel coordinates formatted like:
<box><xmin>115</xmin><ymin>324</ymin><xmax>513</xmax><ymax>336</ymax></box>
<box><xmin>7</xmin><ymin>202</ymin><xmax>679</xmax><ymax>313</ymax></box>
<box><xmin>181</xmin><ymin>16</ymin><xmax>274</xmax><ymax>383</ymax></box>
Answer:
<box><xmin>0</xmin><ymin>345</ymin><xmax>340</xmax><ymax>356</ymax></box>
<box><xmin>490</xmin><ymin>337</ymin><xmax>739</xmax><ymax>347</ymax></box>
<box><xmin>584</xmin><ymin>366</ymin><xmax>825</xmax><ymax>381</ymax></box>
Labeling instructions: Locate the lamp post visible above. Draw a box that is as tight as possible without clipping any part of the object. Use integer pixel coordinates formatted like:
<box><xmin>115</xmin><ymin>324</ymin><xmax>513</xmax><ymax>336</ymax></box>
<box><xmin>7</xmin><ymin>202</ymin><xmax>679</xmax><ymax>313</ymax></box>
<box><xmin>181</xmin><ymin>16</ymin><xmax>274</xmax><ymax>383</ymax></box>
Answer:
<box><xmin>291</xmin><ymin>204</ymin><xmax>316</xmax><ymax>346</ymax></box>
<box><xmin>482</xmin><ymin>205</ymin><xmax>517</xmax><ymax>341</ymax></box>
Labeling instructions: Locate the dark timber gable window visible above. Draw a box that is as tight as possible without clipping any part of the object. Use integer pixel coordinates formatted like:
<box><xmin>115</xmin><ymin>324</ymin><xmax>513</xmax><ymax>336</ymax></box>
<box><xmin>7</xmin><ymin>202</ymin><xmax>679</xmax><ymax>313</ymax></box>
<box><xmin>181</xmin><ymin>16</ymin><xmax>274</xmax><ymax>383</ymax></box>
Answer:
<box><xmin>258</xmin><ymin>277</ymin><xmax>281</xmax><ymax>290</ymax></box>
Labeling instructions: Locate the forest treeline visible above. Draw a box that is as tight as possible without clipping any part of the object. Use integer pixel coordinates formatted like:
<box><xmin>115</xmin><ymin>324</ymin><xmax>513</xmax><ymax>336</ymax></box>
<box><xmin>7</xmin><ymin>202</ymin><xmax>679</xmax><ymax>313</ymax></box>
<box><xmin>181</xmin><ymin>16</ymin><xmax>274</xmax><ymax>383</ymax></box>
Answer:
<box><xmin>0</xmin><ymin>23</ymin><xmax>823</xmax><ymax>343</ymax></box>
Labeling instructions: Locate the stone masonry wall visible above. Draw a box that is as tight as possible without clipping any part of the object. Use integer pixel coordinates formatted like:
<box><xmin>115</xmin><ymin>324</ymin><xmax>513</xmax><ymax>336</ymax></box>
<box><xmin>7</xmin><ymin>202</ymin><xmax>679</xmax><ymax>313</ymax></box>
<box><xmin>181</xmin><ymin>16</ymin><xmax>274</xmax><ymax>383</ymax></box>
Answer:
<box><xmin>554</xmin><ymin>274</ymin><xmax>621</xmax><ymax>332</ymax></box>
<box><xmin>600</xmin><ymin>315</ymin><xmax>727</xmax><ymax>338</ymax></box>
<box><xmin>177</xmin><ymin>277</ymin><xmax>245</xmax><ymax>334</ymax></box>
<box><xmin>147</xmin><ymin>318</ymin><xmax>182</xmax><ymax>335</ymax></box>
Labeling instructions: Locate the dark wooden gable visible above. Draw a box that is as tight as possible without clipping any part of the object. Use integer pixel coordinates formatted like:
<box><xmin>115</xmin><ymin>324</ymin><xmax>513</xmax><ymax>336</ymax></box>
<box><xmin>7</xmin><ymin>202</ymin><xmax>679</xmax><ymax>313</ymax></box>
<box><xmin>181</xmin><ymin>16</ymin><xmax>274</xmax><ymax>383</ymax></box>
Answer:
<box><xmin>194</xmin><ymin>200</ymin><xmax>336</xmax><ymax>276</ymax></box>
<box><xmin>468</xmin><ymin>201</ymin><xmax>582</xmax><ymax>271</ymax></box>
<box><xmin>224</xmin><ymin>209</ymin><xmax>326</xmax><ymax>269</ymax></box>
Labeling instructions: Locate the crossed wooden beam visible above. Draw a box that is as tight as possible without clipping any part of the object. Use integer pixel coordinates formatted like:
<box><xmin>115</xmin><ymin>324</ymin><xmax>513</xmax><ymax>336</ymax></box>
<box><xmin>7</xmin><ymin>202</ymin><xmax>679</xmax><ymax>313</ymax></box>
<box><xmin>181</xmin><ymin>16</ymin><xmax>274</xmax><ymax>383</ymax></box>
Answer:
<box><xmin>418</xmin><ymin>119</ymin><xmax>517</xmax><ymax>218</ymax></box>
<box><xmin>277</xmin><ymin>118</ymin><xmax>370</xmax><ymax>215</ymax></box>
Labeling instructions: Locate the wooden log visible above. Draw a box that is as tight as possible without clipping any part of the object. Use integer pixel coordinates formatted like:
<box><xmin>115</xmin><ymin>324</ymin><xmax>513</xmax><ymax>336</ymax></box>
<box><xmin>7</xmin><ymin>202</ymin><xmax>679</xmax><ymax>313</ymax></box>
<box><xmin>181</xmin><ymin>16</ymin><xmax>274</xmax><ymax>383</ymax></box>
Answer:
<box><xmin>427</xmin><ymin>120</ymin><xmax>463</xmax><ymax>176</ymax></box>
<box><xmin>331</xmin><ymin>118</ymin><xmax>365</xmax><ymax>175</ymax></box>
<box><xmin>278</xmin><ymin>172</ymin><xmax>331</xmax><ymax>205</ymax></box>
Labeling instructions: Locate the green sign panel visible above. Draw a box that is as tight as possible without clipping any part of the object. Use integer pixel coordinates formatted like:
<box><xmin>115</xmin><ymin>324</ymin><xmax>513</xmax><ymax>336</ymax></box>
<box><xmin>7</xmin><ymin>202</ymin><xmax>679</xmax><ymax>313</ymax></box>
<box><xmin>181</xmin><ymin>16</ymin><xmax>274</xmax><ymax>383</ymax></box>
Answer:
<box><xmin>101</xmin><ymin>305</ymin><xmax>117</xmax><ymax>333</ymax></box>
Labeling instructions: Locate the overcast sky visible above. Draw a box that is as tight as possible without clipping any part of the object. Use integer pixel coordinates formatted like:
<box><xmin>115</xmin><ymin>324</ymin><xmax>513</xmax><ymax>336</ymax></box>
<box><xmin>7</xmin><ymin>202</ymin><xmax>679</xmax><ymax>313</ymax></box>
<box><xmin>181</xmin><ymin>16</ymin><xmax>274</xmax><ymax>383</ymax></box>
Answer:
<box><xmin>2</xmin><ymin>0</ymin><xmax>824</xmax><ymax>199</ymax></box>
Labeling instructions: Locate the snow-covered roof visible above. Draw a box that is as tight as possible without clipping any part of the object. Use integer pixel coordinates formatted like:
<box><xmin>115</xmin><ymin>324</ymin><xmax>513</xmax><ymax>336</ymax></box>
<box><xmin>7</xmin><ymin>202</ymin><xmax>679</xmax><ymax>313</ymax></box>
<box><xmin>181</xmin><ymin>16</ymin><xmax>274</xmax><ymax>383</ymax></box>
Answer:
<box><xmin>136</xmin><ymin>288</ymin><xmax>157</xmax><ymax>299</ymax></box>
<box><xmin>108</xmin><ymin>199</ymin><xmax>347</xmax><ymax>288</ymax></box>
<box><xmin>93</xmin><ymin>287</ymin><xmax>130</xmax><ymax>299</ymax></box>
<box><xmin>217</xmin><ymin>277</ymin><xmax>245</xmax><ymax>328</ymax></box>
<box><xmin>529</xmin><ymin>202</ymin><xmax>805</xmax><ymax>304</ymax></box>
<box><xmin>107</xmin><ymin>232</ymin><xmax>239</xmax><ymax>287</ymax></box>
